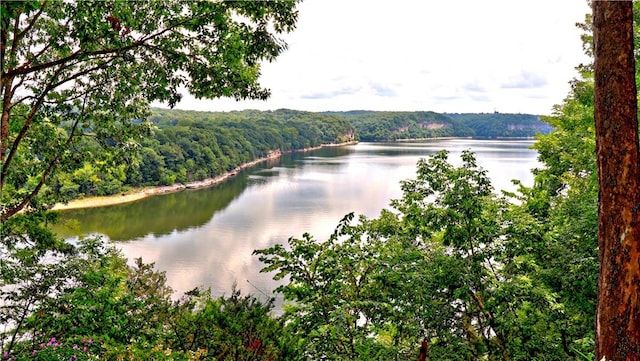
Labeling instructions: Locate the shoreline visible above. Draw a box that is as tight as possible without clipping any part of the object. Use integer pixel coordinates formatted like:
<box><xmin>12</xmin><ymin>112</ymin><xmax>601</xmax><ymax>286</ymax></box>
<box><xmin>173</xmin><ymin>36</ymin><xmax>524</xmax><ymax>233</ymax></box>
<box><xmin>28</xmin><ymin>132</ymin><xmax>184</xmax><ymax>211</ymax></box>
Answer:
<box><xmin>51</xmin><ymin>141</ymin><xmax>358</xmax><ymax>211</ymax></box>
<box><xmin>392</xmin><ymin>136</ymin><xmax>471</xmax><ymax>142</ymax></box>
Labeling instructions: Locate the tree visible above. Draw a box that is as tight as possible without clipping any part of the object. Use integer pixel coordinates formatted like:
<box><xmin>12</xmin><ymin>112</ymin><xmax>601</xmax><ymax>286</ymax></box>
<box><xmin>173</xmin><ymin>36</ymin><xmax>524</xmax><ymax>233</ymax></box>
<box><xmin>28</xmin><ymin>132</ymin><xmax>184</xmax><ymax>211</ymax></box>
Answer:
<box><xmin>256</xmin><ymin>151</ymin><xmax>567</xmax><ymax>360</ymax></box>
<box><xmin>530</xmin><ymin>66</ymin><xmax>599</xmax><ymax>358</ymax></box>
<box><xmin>255</xmin><ymin>213</ymin><xmax>413</xmax><ymax>360</ymax></box>
<box><xmin>592</xmin><ymin>1</ymin><xmax>640</xmax><ymax>359</ymax></box>
<box><xmin>0</xmin><ymin>0</ymin><xmax>300</xmax><ymax>221</ymax></box>
<box><xmin>166</xmin><ymin>286</ymin><xmax>302</xmax><ymax>361</ymax></box>
<box><xmin>0</xmin><ymin>1</ymin><xmax>302</xmax><ymax>357</ymax></box>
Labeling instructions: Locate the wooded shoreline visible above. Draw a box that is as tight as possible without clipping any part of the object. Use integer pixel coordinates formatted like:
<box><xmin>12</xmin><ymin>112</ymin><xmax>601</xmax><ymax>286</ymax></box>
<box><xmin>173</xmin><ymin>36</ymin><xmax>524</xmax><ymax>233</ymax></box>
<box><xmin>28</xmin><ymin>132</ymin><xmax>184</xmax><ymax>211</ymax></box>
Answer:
<box><xmin>51</xmin><ymin>141</ymin><xmax>358</xmax><ymax>211</ymax></box>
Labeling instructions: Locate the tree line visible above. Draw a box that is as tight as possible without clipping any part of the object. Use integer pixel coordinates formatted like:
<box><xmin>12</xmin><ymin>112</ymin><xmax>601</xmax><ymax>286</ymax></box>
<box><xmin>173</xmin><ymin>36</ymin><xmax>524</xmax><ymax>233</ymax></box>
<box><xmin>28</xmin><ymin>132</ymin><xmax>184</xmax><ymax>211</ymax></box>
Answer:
<box><xmin>327</xmin><ymin>110</ymin><xmax>549</xmax><ymax>141</ymax></box>
<box><xmin>39</xmin><ymin>108</ymin><xmax>549</xmax><ymax>203</ymax></box>
<box><xmin>446</xmin><ymin>112</ymin><xmax>552</xmax><ymax>138</ymax></box>
<box><xmin>37</xmin><ymin>108</ymin><xmax>355</xmax><ymax>202</ymax></box>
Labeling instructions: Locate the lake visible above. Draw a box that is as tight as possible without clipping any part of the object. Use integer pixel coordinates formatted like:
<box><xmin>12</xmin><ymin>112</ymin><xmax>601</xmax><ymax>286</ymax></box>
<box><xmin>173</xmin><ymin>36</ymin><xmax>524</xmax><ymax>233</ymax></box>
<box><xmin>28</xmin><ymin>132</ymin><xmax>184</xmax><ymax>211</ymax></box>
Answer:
<box><xmin>52</xmin><ymin>139</ymin><xmax>540</xmax><ymax>302</ymax></box>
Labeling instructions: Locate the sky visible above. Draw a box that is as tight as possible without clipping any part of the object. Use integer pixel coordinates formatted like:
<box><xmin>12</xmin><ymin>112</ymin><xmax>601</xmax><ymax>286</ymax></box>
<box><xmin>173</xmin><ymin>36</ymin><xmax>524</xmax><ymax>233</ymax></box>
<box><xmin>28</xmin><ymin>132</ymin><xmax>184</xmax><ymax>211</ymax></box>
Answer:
<box><xmin>169</xmin><ymin>0</ymin><xmax>592</xmax><ymax>116</ymax></box>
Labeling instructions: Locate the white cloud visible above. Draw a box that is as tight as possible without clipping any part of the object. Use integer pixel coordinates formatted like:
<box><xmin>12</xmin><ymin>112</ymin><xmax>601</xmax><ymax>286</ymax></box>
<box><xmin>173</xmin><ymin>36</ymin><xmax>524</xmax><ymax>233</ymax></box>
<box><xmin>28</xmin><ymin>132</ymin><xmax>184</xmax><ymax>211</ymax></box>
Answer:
<box><xmin>501</xmin><ymin>70</ymin><xmax>548</xmax><ymax>89</ymax></box>
<box><xmin>170</xmin><ymin>0</ymin><xmax>591</xmax><ymax>115</ymax></box>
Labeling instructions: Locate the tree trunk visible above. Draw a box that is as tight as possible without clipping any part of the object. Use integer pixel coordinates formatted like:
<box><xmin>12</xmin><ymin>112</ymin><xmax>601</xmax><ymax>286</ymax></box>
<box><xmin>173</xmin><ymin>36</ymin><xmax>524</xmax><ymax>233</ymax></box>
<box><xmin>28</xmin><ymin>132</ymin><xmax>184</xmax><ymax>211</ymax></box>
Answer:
<box><xmin>592</xmin><ymin>1</ymin><xmax>640</xmax><ymax>360</ymax></box>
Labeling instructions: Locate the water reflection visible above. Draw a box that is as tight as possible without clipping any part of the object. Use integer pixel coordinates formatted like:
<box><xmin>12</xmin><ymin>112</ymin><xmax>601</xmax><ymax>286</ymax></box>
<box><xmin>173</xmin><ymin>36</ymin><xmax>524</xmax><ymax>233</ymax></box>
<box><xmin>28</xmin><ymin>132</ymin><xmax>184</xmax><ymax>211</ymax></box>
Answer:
<box><xmin>53</xmin><ymin>140</ymin><xmax>539</xmax><ymax>302</ymax></box>
<box><xmin>52</xmin><ymin>175</ymin><xmax>249</xmax><ymax>241</ymax></box>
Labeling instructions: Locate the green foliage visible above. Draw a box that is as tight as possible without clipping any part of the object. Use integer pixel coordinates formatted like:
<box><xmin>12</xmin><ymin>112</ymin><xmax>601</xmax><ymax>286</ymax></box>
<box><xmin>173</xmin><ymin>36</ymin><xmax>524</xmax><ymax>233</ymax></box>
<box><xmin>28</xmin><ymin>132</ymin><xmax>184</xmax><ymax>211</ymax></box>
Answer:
<box><xmin>388</xmin><ymin>151</ymin><xmax>576</xmax><ymax>360</ymax></box>
<box><xmin>256</xmin><ymin>150</ymin><xmax>576</xmax><ymax>360</ymax></box>
<box><xmin>524</xmin><ymin>63</ymin><xmax>598</xmax><ymax>361</ymax></box>
<box><xmin>1</xmin><ymin>0</ymin><xmax>301</xmax><ymax>220</ymax></box>
<box><xmin>256</xmin><ymin>213</ymin><xmax>423</xmax><ymax>360</ymax></box>
<box><xmin>1</xmin><ymin>225</ymin><xmax>298</xmax><ymax>360</ymax></box>
<box><xmin>447</xmin><ymin>113</ymin><xmax>552</xmax><ymax>138</ymax></box>
<box><xmin>166</xmin><ymin>286</ymin><xmax>302</xmax><ymax>361</ymax></box>
<box><xmin>328</xmin><ymin>111</ymin><xmax>548</xmax><ymax>141</ymax></box>
<box><xmin>532</xmin><ymin>77</ymin><xmax>595</xmax><ymax>200</ymax></box>
<box><xmin>28</xmin><ymin>246</ymin><xmax>173</xmax><ymax>345</ymax></box>
<box><xmin>0</xmin><ymin>211</ymin><xmax>75</xmax><ymax>355</ymax></box>
<box><xmin>12</xmin><ymin>337</ymin><xmax>102</xmax><ymax>361</ymax></box>
<box><xmin>330</xmin><ymin>110</ymin><xmax>475</xmax><ymax>141</ymax></box>
<box><xmin>43</xmin><ymin>108</ymin><xmax>355</xmax><ymax>197</ymax></box>
<box><xmin>0</xmin><ymin>226</ymin><xmax>172</xmax><ymax>358</ymax></box>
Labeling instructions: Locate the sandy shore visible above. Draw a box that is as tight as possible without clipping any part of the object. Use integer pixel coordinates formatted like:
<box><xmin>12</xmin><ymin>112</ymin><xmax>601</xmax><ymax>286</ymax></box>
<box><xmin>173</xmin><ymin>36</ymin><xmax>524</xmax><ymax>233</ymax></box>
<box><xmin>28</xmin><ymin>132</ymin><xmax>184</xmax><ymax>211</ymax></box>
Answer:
<box><xmin>51</xmin><ymin>191</ymin><xmax>152</xmax><ymax>210</ymax></box>
<box><xmin>51</xmin><ymin>142</ymin><xmax>357</xmax><ymax>211</ymax></box>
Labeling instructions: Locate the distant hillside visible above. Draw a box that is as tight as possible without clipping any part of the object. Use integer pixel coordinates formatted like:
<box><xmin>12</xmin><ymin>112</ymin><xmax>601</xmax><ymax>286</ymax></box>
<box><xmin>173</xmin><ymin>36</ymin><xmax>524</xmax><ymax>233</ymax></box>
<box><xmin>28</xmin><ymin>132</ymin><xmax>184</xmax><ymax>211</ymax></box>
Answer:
<box><xmin>446</xmin><ymin>113</ymin><xmax>552</xmax><ymax>138</ymax></box>
<box><xmin>326</xmin><ymin>111</ymin><xmax>474</xmax><ymax>141</ymax></box>
<box><xmin>326</xmin><ymin>111</ymin><xmax>548</xmax><ymax>140</ymax></box>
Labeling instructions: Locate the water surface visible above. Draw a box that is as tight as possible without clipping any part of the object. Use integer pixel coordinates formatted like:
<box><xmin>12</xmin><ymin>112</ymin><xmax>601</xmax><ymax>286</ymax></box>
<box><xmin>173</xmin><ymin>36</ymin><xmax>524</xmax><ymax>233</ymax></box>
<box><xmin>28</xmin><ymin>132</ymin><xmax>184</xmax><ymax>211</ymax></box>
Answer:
<box><xmin>53</xmin><ymin>139</ymin><xmax>539</xmax><ymax>300</ymax></box>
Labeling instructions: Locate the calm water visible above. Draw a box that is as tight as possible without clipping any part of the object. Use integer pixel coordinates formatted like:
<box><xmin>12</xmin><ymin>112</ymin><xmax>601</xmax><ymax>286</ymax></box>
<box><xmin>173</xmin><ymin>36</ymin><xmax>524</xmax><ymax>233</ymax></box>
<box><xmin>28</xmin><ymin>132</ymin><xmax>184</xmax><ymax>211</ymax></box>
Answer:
<box><xmin>53</xmin><ymin>139</ymin><xmax>539</xmax><ymax>301</ymax></box>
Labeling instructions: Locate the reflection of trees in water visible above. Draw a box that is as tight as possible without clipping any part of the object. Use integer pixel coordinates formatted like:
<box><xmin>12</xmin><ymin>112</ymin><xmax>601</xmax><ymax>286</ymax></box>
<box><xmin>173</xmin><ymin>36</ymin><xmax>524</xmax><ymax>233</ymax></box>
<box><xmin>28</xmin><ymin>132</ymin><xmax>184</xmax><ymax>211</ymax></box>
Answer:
<box><xmin>52</xmin><ymin>146</ymin><xmax>355</xmax><ymax>241</ymax></box>
<box><xmin>51</xmin><ymin>142</ymin><xmax>530</xmax><ymax>242</ymax></box>
<box><xmin>54</xmin><ymin>175</ymin><xmax>248</xmax><ymax>241</ymax></box>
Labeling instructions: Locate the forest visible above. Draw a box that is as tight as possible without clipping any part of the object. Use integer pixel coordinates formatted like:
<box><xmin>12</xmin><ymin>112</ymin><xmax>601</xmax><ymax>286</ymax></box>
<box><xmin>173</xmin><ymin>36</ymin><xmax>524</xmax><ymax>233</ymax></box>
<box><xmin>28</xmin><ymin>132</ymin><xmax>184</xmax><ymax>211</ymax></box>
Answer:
<box><xmin>1</xmin><ymin>1</ymin><xmax>638</xmax><ymax>360</ymax></box>
<box><xmin>31</xmin><ymin>108</ymin><xmax>547</xmax><ymax>204</ymax></box>
<box><xmin>40</xmin><ymin>108</ymin><xmax>355</xmax><ymax>203</ymax></box>
<box><xmin>446</xmin><ymin>113</ymin><xmax>553</xmax><ymax>138</ymax></box>
<box><xmin>332</xmin><ymin>110</ymin><xmax>549</xmax><ymax>141</ymax></box>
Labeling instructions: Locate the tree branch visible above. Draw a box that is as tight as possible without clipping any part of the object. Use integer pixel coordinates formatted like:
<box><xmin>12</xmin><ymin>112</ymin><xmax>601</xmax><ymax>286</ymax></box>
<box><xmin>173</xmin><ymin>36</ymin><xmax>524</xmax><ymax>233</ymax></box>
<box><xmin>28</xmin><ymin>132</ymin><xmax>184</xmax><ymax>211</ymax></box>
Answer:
<box><xmin>469</xmin><ymin>291</ymin><xmax>510</xmax><ymax>361</ymax></box>
<box><xmin>5</xmin><ymin>13</ymin><xmax>194</xmax><ymax>80</ymax></box>
<box><xmin>14</xmin><ymin>1</ymin><xmax>47</xmax><ymax>47</ymax></box>
<box><xmin>0</xmin><ymin>18</ymin><xmax>6</xmax><ymax>75</ymax></box>
<box><xmin>1</xmin><ymin>67</ymin><xmax>61</xmax><ymax>188</ymax></box>
<box><xmin>1</xmin><ymin>109</ymin><xmax>82</xmax><ymax>221</ymax></box>
<box><xmin>8</xmin><ymin>73</ymin><xmax>25</xmax><ymax>107</ymax></box>
<box><xmin>7</xmin><ymin>7</ymin><xmax>21</xmax><ymax>72</ymax></box>
<box><xmin>6</xmin><ymin>291</ymin><xmax>36</xmax><ymax>355</ymax></box>
<box><xmin>1</xmin><ymin>74</ymin><xmax>13</xmax><ymax>163</ymax></box>
<box><xmin>1</xmin><ymin>55</ymin><xmax>118</xmax><ymax>187</ymax></box>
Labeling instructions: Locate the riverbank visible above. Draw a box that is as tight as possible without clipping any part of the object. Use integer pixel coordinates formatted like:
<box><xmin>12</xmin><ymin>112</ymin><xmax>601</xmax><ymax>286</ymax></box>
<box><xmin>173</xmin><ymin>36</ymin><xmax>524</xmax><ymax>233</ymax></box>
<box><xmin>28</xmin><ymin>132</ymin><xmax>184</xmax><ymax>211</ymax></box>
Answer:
<box><xmin>51</xmin><ymin>141</ymin><xmax>358</xmax><ymax>211</ymax></box>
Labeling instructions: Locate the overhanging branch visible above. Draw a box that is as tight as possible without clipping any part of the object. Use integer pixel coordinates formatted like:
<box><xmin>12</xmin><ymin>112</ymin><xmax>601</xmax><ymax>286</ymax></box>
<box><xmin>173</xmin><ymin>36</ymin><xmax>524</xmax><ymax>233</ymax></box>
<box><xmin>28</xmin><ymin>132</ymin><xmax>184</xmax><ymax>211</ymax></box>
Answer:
<box><xmin>1</xmin><ymin>108</ymin><xmax>82</xmax><ymax>221</ymax></box>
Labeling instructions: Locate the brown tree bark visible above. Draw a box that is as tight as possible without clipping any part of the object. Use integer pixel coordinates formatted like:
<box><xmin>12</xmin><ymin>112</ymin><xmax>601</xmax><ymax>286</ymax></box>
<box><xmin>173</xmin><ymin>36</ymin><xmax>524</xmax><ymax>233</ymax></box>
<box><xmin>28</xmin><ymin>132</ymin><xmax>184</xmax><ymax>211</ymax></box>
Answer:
<box><xmin>592</xmin><ymin>1</ymin><xmax>640</xmax><ymax>360</ymax></box>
